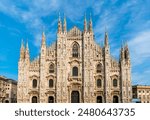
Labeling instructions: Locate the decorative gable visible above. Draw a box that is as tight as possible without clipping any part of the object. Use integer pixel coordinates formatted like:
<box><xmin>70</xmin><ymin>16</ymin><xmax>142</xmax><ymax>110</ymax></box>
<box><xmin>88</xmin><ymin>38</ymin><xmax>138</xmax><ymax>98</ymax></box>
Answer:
<box><xmin>67</xmin><ymin>26</ymin><xmax>82</xmax><ymax>37</ymax></box>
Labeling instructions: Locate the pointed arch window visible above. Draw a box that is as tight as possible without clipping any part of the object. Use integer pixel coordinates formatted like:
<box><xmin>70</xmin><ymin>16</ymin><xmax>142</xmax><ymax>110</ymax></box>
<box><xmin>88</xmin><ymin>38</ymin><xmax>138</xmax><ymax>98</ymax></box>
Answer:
<box><xmin>72</xmin><ymin>66</ymin><xmax>78</xmax><ymax>76</ymax></box>
<box><xmin>49</xmin><ymin>79</ymin><xmax>53</xmax><ymax>88</ymax></box>
<box><xmin>32</xmin><ymin>79</ymin><xmax>37</xmax><ymax>88</ymax></box>
<box><xmin>97</xmin><ymin>63</ymin><xmax>102</xmax><ymax>73</ymax></box>
<box><xmin>113</xmin><ymin>79</ymin><xmax>118</xmax><ymax>87</ymax></box>
<box><xmin>97</xmin><ymin>79</ymin><xmax>102</xmax><ymax>87</ymax></box>
<box><xmin>72</xmin><ymin>43</ymin><xmax>79</xmax><ymax>58</ymax></box>
<box><xmin>49</xmin><ymin>64</ymin><xmax>54</xmax><ymax>73</ymax></box>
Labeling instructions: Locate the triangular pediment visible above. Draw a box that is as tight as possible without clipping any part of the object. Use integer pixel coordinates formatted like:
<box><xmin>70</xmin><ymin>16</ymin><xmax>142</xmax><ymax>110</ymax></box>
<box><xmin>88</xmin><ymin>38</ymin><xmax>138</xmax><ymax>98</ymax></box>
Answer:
<box><xmin>67</xmin><ymin>26</ymin><xmax>82</xmax><ymax>37</ymax></box>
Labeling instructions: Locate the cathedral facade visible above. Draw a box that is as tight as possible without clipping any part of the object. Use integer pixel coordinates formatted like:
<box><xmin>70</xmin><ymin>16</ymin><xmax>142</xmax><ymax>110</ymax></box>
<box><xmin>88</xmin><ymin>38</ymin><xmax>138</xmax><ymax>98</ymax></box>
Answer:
<box><xmin>17</xmin><ymin>15</ymin><xmax>132</xmax><ymax>103</ymax></box>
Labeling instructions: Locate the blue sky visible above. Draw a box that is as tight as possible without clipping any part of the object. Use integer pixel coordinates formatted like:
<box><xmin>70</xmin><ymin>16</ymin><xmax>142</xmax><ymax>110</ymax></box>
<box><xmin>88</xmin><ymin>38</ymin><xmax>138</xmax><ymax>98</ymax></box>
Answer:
<box><xmin>0</xmin><ymin>0</ymin><xmax>150</xmax><ymax>85</ymax></box>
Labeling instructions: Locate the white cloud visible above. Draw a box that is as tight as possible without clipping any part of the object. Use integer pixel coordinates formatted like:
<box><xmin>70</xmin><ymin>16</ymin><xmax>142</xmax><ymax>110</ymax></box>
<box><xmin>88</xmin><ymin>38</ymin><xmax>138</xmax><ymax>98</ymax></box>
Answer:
<box><xmin>129</xmin><ymin>30</ymin><xmax>150</xmax><ymax>66</ymax></box>
<box><xmin>128</xmin><ymin>30</ymin><xmax>150</xmax><ymax>85</ymax></box>
<box><xmin>0</xmin><ymin>0</ymin><xmax>60</xmax><ymax>46</ymax></box>
<box><xmin>92</xmin><ymin>1</ymin><xmax>104</xmax><ymax>15</ymax></box>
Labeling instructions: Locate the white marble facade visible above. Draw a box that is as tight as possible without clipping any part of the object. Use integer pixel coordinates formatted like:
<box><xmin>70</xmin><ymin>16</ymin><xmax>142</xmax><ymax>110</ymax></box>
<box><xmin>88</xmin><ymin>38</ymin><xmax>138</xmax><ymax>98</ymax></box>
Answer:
<box><xmin>17</xmin><ymin>15</ymin><xmax>132</xmax><ymax>103</ymax></box>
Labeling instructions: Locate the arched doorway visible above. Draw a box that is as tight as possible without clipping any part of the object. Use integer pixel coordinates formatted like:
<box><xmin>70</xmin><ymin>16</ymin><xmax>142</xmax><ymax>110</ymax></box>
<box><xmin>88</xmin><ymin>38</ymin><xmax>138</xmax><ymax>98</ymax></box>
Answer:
<box><xmin>32</xmin><ymin>96</ymin><xmax>37</xmax><ymax>103</ymax></box>
<box><xmin>48</xmin><ymin>96</ymin><xmax>54</xmax><ymax>103</ymax></box>
<box><xmin>5</xmin><ymin>100</ymin><xmax>9</xmax><ymax>103</ymax></box>
<box><xmin>71</xmin><ymin>91</ymin><xmax>80</xmax><ymax>103</ymax></box>
<box><xmin>113</xmin><ymin>96</ymin><xmax>119</xmax><ymax>103</ymax></box>
<box><xmin>97</xmin><ymin>96</ymin><xmax>103</xmax><ymax>103</ymax></box>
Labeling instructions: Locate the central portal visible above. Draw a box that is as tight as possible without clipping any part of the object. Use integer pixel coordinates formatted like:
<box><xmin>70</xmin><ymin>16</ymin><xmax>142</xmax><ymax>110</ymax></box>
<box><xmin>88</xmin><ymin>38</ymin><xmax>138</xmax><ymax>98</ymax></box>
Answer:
<box><xmin>71</xmin><ymin>91</ymin><xmax>80</xmax><ymax>103</ymax></box>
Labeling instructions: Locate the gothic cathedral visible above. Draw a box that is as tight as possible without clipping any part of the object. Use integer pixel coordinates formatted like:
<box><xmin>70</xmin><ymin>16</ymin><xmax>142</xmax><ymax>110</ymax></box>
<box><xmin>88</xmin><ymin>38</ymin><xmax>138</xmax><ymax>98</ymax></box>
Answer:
<box><xmin>17</xmin><ymin>15</ymin><xmax>132</xmax><ymax>103</ymax></box>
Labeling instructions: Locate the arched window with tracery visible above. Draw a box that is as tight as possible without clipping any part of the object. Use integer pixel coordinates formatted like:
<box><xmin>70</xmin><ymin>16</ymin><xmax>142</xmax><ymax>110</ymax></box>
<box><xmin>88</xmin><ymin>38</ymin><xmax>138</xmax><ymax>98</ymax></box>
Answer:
<box><xmin>97</xmin><ymin>63</ymin><xmax>102</xmax><ymax>73</ymax></box>
<box><xmin>49</xmin><ymin>79</ymin><xmax>53</xmax><ymax>88</ymax></box>
<box><xmin>32</xmin><ymin>79</ymin><xmax>37</xmax><ymax>88</ymax></box>
<box><xmin>72</xmin><ymin>66</ymin><xmax>78</xmax><ymax>76</ymax></box>
<box><xmin>113</xmin><ymin>79</ymin><xmax>118</xmax><ymax>87</ymax></box>
<box><xmin>97</xmin><ymin>79</ymin><xmax>102</xmax><ymax>87</ymax></box>
<box><xmin>72</xmin><ymin>43</ymin><xmax>79</xmax><ymax>57</ymax></box>
<box><xmin>49</xmin><ymin>64</ymin><xmax>54</xmax><ymax>73</ymax></box>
